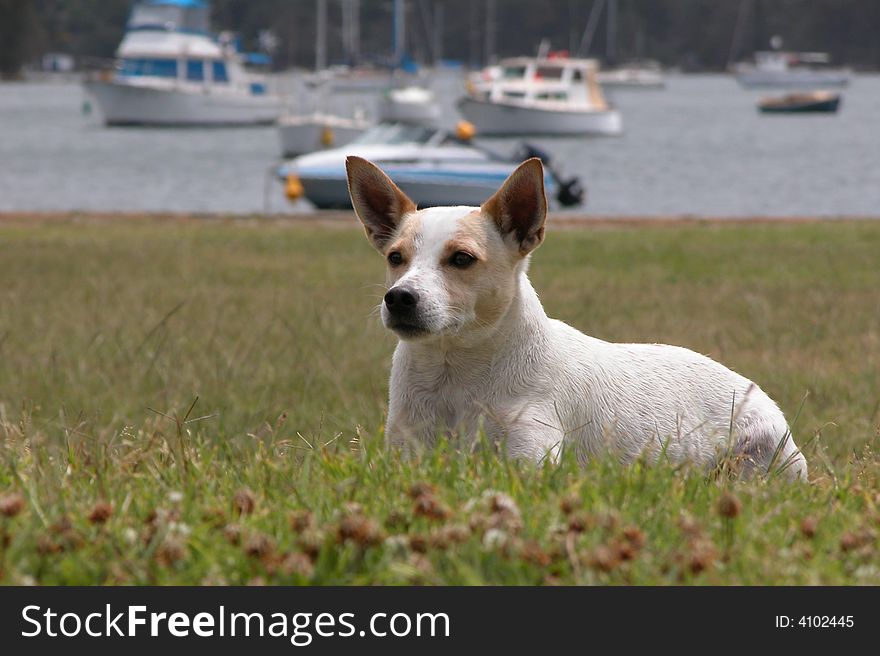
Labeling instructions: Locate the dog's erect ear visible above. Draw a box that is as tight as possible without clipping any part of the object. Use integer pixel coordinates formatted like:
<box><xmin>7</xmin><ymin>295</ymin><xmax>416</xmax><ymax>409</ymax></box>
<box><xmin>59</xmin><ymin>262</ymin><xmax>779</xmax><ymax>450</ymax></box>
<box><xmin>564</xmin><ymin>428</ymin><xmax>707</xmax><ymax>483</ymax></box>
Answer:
<box><xmin>481</xmin><ymin>158</ymin><xmax>547</xmax><ymax>256</ymax></box>
<box><xmin>346</xmin><ymin>156</ymin><xmax>417</xmax><ymax>250</ymax></box>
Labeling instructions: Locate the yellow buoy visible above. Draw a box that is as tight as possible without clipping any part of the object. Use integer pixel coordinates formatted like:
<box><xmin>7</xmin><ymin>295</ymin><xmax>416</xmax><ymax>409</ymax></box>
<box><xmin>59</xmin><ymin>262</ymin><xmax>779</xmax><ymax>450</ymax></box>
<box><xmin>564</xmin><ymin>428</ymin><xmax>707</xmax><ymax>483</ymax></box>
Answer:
<box><xmin>285</xmin><ymin>174</ymin><xmax>304</xmax><ymax>200</ymax></box>
<box><xmin>455</xmin><ymin>120</ymin><xmax>476</xmax><ymax>141</ymax></box>
<box><xmin>320</xmin><ymin>125</ymin><xmax>335</xmax><ymax>147</ymax></box>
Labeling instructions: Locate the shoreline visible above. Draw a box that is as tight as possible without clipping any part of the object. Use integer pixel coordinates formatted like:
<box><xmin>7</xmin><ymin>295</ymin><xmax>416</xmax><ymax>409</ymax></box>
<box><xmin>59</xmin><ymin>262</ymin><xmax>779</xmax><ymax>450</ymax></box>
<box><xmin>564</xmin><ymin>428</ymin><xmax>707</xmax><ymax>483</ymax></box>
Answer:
<box><xmin>2</xmin><ymin>211</ymin><xmax>878</xmax><ymax>229</ymax></box>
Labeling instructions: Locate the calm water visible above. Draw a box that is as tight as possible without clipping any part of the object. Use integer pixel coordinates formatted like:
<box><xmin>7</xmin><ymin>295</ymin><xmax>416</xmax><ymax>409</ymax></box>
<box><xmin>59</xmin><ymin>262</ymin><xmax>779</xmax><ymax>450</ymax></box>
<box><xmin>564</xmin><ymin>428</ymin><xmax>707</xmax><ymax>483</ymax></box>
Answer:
<box><xmin>1</xmin><ymin>73</ymin><xmax>879</xmax><ymax>216</ymax></box>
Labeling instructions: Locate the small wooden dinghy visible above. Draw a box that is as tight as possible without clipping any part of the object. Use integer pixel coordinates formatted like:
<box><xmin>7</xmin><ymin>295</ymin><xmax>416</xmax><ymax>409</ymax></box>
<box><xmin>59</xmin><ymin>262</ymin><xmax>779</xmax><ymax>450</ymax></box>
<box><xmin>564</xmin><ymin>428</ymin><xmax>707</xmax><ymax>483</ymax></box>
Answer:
<box><xmin>758</xmin><ymin>90</ymin><xmax>841</xmax><ymax>113</ymax></box>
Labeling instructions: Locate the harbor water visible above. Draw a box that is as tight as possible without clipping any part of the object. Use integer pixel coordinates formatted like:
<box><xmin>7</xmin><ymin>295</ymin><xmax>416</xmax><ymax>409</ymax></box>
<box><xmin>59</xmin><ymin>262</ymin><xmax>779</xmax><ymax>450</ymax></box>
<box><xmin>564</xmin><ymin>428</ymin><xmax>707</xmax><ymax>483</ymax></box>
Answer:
<box><xmin>1</xmin><ymin>72</ymin><xmax>879</xmax><ymax>216</ymax></box>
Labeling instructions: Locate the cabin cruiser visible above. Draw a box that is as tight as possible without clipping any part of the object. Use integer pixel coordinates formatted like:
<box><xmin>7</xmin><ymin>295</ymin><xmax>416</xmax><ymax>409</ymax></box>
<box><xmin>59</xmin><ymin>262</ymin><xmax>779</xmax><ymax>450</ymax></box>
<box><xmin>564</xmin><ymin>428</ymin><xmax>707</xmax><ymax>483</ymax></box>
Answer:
<box><xmin>458</xmin><ymin>56</ymin><xmax>622</xmax><ymax>136</ymax></box>
<box><xmin>278</xmin><ymin>122</ymin><xmax>584</xmax><ymax>209</ymax></box>
<box><xmin>733</xmin><ymin>51</ymin><xmax>850</xmax><ymax>88</ymax></box>
<box><xmin>83</xmin><ymin>0</ymin><xmax>281</xmax><ymax>126</ymax></box>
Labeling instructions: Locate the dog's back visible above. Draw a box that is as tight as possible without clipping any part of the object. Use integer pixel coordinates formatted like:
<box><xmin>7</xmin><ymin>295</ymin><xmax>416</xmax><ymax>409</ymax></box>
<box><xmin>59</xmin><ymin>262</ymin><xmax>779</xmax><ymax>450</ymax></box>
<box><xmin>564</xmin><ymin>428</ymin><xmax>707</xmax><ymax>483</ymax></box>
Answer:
<box><xmin>543</xmin><ymin>317</ymin><xmax>806</xmax><ymax>478</ymax></box>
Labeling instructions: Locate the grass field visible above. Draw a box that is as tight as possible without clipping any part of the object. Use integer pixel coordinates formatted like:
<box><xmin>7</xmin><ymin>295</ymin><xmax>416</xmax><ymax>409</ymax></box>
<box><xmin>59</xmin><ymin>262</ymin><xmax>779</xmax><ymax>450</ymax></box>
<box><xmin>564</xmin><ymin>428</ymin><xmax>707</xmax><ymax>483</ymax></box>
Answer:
<box><xmin>1</xmin><ymin>215</ymin><xmax>878</xmax><ymax>585</ymax></box>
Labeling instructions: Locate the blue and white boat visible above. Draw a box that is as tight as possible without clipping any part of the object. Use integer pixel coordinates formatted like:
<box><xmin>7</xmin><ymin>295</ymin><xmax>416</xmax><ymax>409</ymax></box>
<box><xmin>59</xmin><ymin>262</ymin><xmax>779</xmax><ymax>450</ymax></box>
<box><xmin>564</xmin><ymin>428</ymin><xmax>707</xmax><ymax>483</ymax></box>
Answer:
<box><xmin>279</xmin><ymin>123</ymin><xmax>584</xmax><ymax>209</ymax></box>
<box><xmin>83</xmin><ymin>0</ymin><xmax>281</xmax><ymax>126</ymax></box>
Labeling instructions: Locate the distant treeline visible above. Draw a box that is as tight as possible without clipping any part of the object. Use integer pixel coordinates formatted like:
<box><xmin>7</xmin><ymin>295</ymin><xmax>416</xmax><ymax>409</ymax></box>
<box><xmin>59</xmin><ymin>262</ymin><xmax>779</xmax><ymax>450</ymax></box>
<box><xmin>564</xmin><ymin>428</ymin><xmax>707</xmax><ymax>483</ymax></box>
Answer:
<box><xmin>4</xmin><ymin>0</ymin><xmax>880</xmax><ymax>77</ymax></box>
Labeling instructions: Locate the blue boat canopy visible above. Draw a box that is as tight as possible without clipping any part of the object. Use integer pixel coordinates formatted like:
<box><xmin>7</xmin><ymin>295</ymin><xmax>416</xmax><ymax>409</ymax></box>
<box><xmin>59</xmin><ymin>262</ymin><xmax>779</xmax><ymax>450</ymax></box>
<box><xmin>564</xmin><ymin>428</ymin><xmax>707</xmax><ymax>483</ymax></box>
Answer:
<box><xmin>145</xmin><ymin>0</ymin><xmax>208</xmax><ymax>7</ymax></box>
<box><xmin>241</xmin><ymin>52</ymin><xmax>272</xmax><ymax>67</ymax></box>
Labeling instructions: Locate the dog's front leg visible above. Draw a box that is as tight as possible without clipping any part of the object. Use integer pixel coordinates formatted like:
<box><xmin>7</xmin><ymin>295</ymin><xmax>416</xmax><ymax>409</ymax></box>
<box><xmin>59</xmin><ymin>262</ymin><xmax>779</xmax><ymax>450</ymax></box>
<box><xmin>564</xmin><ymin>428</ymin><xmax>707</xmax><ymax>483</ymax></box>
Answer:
<box><xmin>384</xmin><ymin>402</ymin><xmax>441</xmax><ymax>455</ymax></box>
<box><xmin>495</xmin><ymin>406</ymin><xmax>567</xmax><ymax>465</ymax></box>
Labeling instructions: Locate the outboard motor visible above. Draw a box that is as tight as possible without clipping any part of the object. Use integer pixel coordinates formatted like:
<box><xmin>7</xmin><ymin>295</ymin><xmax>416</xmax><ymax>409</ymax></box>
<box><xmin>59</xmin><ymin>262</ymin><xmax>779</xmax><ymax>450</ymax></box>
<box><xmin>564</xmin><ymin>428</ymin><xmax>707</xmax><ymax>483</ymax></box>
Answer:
<box><xmin>514</xmin><ymin>143</ymin><xmax>585</xmax><ymax>207</ymax></box>
<box><xmin>555</xmin><ymin>176</ymin><xmax>585</xmax><ymax>207</ymax></box>
<box><xmin>514</xmin><ymin>143</ymin><xmax>552</xmax><ymax>164</ymax></box>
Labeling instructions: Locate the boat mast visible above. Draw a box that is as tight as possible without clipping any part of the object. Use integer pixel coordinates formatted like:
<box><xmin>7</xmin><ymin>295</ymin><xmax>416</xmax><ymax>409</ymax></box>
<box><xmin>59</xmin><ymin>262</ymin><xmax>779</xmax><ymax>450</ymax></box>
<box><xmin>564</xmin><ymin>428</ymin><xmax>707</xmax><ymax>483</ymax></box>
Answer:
<box><xmin>392</xmin><ymin>0</ymin><xmax>405</xmax><ymax>68</ymax></box>
<box><xmin>415</xmin><ymin>0</ymin><xmax>438</xmax><ymax>65</ymax></box>
<box><xmin>576</xmin><ymin>0</ymin><xmax>607</xmax><ymax>58</ymax></box>
<box><xmin>484</xmin><ymin>0</ymin><xmax>497</xmax><ymax>65</ymax></box>
<box><xmin>727</xmin><ymin>0</ymin><xmax>753</xmax><ymax>69</ymax></box>
<box><xmin>315</xmin><ymin>0</ymin><xmax>327</xmax><ymax>71</ymax></box>
<box><xmin>433</xmin><ymin>1</ymin><xmax>444</xmax><ymax>64</ymax></box>
<box><xmin>606</xmin><ymin>0</ymin><xmax>617</xmax><ymax>65</ymax></box>
<box><xmin>342</xmin><ymin>0</ymin><xmax>360</xmax><ymax>66</ymax></box>
<box><xmin>469</xmin><ymin>2</ymin><xmax>480</xmax><ymax>68</ymax></box>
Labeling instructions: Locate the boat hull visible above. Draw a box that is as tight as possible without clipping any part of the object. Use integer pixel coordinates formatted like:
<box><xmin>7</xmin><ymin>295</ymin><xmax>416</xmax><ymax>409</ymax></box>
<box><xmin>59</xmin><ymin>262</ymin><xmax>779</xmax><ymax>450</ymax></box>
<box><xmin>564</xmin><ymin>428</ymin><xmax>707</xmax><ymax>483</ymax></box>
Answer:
<box><xmin>597</xmin><ymin>71</ymin><xmax>665</xmax><ymax>89</ymax></box>
<box><xmin>759</xmin><ymin>97</ymin><xmax>841</xmax><ymax>113</ymax></box>
<box><xmin>456</xmin><ymin>96</ymin><xmax>622</xmax><ymax>136</ymax></box>
<box><xmin>377</xmin><ymin>98</ymin><xmax>440</xmax><ymax>126</ymax></box>
<box><xmin>278</xmin><ymin>118</ymin><xmax>367</xmax><ymax>157</ymax></box>
<box><xmin>288</xmin><ymin>164</ymin><xmax>557</xmax><ymax>210</ymax></box>
<box><xmin>735</xmin><ymin>69</ymin><xmax>850</xmax><ymax>89</ymax></box>
<box><xmin>83</xmin><ymin>80</ymin><xmax>282</xmax><ymax>126</ymax></box>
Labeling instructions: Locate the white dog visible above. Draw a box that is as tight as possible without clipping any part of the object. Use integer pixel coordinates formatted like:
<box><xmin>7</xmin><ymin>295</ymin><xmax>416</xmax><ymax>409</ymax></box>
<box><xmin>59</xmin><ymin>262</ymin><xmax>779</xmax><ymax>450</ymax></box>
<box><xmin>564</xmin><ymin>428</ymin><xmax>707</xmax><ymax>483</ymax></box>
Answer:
<box><xmin>346</xmin><ymin>156</ymin><xmax>807</xmax><ymax>480</ymax></box>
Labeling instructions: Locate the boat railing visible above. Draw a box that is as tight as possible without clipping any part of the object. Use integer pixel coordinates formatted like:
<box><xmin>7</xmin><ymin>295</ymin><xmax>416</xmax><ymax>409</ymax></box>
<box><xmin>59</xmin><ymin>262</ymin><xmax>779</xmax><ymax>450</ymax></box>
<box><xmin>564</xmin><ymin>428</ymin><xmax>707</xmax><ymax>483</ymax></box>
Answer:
<box><xmin>78</xmin><ymin>55</ymin><xmax>117</xmax><ymax>74</ymax></box>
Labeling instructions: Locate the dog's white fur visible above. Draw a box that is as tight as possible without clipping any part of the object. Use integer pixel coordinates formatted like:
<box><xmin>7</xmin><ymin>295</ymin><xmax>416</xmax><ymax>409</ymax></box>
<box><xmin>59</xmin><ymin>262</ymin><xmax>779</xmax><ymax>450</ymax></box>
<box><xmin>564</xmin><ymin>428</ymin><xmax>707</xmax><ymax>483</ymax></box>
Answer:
<box><xmin>346</xmin><ymin>156</ymin><xmax>807</xmax><ymax>480</ymax></box>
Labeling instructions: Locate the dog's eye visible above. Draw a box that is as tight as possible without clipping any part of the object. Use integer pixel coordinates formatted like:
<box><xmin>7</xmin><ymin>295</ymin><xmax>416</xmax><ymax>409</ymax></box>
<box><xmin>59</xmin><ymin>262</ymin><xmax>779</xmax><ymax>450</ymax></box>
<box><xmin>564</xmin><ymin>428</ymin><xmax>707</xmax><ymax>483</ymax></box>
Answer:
<box><xmin>449</xmin><ymin>251</ymin><xmax>476</xmax><ymax>268</ymax></box>
<box><xmin>387</xmin><ymin>251</ymin><xmax>404</xmax><ymax>266</ymax></box>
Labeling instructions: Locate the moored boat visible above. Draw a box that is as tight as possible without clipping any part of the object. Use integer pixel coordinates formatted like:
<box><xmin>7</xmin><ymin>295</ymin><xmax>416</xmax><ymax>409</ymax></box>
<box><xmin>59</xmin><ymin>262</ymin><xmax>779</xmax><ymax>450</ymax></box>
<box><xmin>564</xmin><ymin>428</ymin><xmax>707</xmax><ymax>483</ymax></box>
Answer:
<box><xmin>757</xmin><ymin>91</ymin><xmax>841</xmax><ymax>114</ymax></box>
<box><xmin>82</xmin><ymin>0</ymin><xmax>281</xmax><ymax>126</ymax></box>
<box><xmin>458</xmin><ymin>56</ymin><xmax>622</xmax><ymax>136</ymax></box>
<box><xmin>734</xmin><ymin>51</ymin><xmax>850</xmax><ymax>89</ymax></box>
<box><xmin>278</xmin><ymin>123</ymin><xmax>584</xmax><ymax>209</ymax></box>
<box><xmin>278</xmin><ymin>112</ymin><xmax>370</xmax><ymax>158</ymax></box>
<box><xmin>377</xmin><ymin>86</ymin><xmax>441</xmax><ymax>126</ymax></box>
<box><xmin>598</xmin><ymin>60</ymin><xmax>666</xmax><ymax>89</ymax></box>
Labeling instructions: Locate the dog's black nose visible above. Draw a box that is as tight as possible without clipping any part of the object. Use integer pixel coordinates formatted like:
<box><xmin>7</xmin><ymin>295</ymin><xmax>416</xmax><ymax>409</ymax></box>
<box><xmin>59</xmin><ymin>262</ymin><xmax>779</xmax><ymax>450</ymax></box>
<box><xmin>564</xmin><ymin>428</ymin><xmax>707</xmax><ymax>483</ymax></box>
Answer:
<box><xmin>384</xmin><ymin>287</ymin><xmax>419</xmax><ymax>313</ymax></box>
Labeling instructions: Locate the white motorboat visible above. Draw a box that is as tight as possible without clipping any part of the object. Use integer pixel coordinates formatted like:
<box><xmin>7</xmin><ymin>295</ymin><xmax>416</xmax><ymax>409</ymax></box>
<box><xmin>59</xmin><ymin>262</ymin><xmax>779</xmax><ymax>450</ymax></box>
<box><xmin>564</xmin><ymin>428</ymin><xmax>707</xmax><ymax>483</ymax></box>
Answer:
<box><xmin>376</xmin><ymin>86</ymin><xmax>441</xmax><ymax>126</ymax></box>
<box><xmin>304</xmin><ymin>66</ymin><xmax>425</xmax><ymax>93</ymax></box>
<box><xmin>457</xmin><ymin>56</ymin><xmax>622</xmax><ymax>136</ymax></box>
<box><xmin>598</xmin><ymin>60</ymin><xmax>665</xmax><ymax>89</ymax></box>
<box><xmin>278</xmin><ymin>123</ymin><xmax>584</xmax><ymax>209</ymax></box>
<box><xmin>733</xmin><ymin>51</ymin><xmax>850</xmax><ymax>88</ymax></box>
<box><xmin>304</xmin><ymin>0</ymin><xmax>426</xmax><ymax>93</ymax></box>
<box><xmin>281</xmin><ymin>81</ymin><xmax>438</xmax><ymax>160</ymax></box>
<box><xmin>591</xmin><ymin>1</ymin><xmax>665</xmax><ymax>89</ymax></box>
<box><xmin>82</xmin><ymin>0</ymin><xmax>281</xmax><ymax>126</ymax></box>
<box><xmin>278</xmin><ymin>111</ymin><xmax>370</xmax><ymax>158</ymax></box>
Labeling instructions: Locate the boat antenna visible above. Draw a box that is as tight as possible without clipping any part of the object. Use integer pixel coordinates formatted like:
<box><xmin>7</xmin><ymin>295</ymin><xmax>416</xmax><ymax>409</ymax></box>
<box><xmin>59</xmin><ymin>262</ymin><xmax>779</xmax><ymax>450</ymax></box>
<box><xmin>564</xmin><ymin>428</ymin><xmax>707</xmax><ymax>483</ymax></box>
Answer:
<box><xmin>536</xmin><ymin>39</ymin><xmax>550</xmax><ymax>59</ymax></box>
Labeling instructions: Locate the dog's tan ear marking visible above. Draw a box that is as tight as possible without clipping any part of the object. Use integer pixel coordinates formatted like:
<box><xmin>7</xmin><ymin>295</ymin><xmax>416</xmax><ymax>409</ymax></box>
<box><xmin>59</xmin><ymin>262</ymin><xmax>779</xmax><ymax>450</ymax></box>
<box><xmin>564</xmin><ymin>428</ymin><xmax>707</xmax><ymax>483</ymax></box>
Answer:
<box><xmin>346</xmin><ymin>156</ymin><xmax>417</xmax><ymax>250</ymax></box>
<box><xmin>481</xmin><ymin>158</ymin><xmax>547</xmax><ymax>256</ymax></box>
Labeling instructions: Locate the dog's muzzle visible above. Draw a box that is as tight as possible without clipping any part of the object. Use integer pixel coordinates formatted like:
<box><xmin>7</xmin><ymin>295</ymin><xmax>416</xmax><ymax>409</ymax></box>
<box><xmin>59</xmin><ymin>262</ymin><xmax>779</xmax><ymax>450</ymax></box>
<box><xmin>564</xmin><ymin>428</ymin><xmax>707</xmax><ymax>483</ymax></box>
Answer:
<box><xmin>383</xmin><ymin>286</ymin><xmax>427</xmax><ymax>336</ymax></box>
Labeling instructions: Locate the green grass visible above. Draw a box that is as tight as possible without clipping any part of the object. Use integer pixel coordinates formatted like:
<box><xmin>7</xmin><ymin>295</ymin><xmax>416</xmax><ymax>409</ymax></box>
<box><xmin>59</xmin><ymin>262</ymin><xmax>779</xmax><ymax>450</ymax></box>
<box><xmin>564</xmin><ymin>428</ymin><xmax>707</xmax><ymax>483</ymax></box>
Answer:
<box><xmin>1</xmin><ymin>216</ymin><xmax>878</xmax><ymax>585</ymax></box>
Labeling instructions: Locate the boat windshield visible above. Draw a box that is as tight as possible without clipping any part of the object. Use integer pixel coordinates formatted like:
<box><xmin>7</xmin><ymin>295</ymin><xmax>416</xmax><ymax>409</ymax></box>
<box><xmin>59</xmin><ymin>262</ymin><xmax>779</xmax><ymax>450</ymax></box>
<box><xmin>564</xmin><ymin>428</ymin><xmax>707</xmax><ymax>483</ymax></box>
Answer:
<box><xmin>351</xmin><ymin>123</ymin><xmax>438</xmax><ymax>146</ymax></box>
<box><xmin>535</xmin><ymin>66</ymin><xmax>564</xmax><ymax>79</ymax></box>
<box><xmin>128</xmin><ymin>2</ymin><xmax>210</xmax><ymax>33</ymax></box>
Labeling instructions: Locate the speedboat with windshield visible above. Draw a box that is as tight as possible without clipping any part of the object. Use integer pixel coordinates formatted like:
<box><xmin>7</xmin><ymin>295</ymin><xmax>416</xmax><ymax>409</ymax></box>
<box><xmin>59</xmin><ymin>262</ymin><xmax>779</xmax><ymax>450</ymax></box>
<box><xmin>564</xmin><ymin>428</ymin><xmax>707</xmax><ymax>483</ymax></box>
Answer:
<box><xmin>278</xmin><ymin>122</ymin><xmax>584</xmax><ymax>209</ymax></box>
<box><xmin>82</xmin><ymin>0</ymin><xmax>281</xmax><ymax>126</ymax></box>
